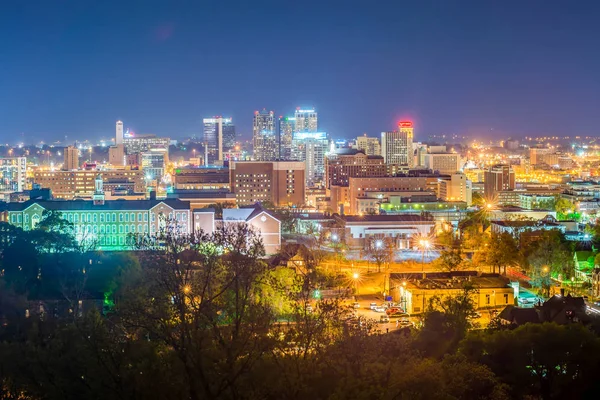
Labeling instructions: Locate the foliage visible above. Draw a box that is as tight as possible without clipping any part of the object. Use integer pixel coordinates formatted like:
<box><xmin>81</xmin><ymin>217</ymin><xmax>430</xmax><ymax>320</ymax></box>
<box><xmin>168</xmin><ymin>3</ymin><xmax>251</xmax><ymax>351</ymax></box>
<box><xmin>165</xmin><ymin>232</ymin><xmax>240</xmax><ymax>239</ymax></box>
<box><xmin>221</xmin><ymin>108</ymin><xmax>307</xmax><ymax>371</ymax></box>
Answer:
<box><xmin>365</xmin><ymin>236</ymin><xmax>393</xmax><ymax>273</ymax></box>
<box><xmin>435</xmin><ymin>247</ymin><xmax>465</xmax><ymax>273</ymax></box>
<box><xmin>523</xmin><ymin>230</ymin><xmax>574</xmax><ymax>285</ymax></box>
<box><xmin>485</xmin><ymin>232</ymin><xmax>519</xmax><ymax>274</ymax></box>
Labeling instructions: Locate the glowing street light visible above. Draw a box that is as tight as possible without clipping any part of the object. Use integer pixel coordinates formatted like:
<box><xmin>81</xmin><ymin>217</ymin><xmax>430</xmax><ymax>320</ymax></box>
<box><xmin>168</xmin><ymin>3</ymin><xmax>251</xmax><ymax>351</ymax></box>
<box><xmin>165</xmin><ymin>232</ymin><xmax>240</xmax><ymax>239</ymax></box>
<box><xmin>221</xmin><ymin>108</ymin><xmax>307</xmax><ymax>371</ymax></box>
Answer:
<box><xmin>352</xmin><ymin>272</ymin><xmax>360</xmax><ymax>295</ymax></box>
<box><xmin>418</xmin><ymin>238</ymin><xmax>432</xmax><ymax>279</ymax></box>
<box><xmin>375</xmin><ymin>239</ymin><xmax>383</xmax><ymax>249</ymax></box>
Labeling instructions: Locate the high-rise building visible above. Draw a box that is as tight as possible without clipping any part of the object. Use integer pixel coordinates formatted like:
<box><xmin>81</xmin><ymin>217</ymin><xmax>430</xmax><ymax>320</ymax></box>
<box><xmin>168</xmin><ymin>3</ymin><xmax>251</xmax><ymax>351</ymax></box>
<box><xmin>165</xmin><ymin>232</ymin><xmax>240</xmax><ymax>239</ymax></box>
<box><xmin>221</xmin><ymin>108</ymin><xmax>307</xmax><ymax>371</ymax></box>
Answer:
<box><xmin>230</xmin><ymin>161</ymin><xmax>305</xmax><ymax>207</ymax></box>
<box><xmin>108</xmin><ymin>144</ymin><xmax>125</xmax><ymax>166</ymax></box>
<box><xmin>116</xmin><ymin>120</ymin><xmax>124</xmax><ymax>145</ymax></box>
<box><xmin>354</xmin><ymin>135</ymin><xmax>381</xmax><ymax>156</ymax></box>
<box><xmin>203</xmin><ymin>117</ymin><xmax>235</xmax><ymax>166</ymax></box>
<box><xmin>141</xmin><ymin>149</ymin><xmax>167</xmax><ymax>181</ymax></box>
<box><xmin>291</xmin><ymin>131</ymin><xmax>329</xmax><ymax>187</ymax></box>
<box><xmin>381</xmin><ymin>121</ymin><xmax>414</xmax><ymax>167</ymax></box>
<box><xmin>438</xmin><ymin>173</ymin><xmax>472</xmax><ymax>205</ymax></box>
<box><xmin>484</xmin><ymin>164</ymin><xmax>515</xmax><ymax>199</ymax></box>
<box><xmin>325</xmin><ymin>149</ymin><xmax>387</xmax><ymax>188</ymax></box>
<box><xmin>63</xmin><ymin>146</ymin><xmax>79</xmax><ymax>171</ymax></box>
<box><xmin>0</xmin><ymin>157</ymin><xmax>27</xmax><ymax>197</ymax></box>
<box><xmin>424</xmin><ymin>153</ymin><xmax>461</xmax><ymax>175</ymax></box>
<box><xmin>278</xmin><ymin>116</ymin><xmax>295</xmax><ymax>160</ymax></box>
<box><xmin>253</xmin><ymin>109</ymin><xmax>278</xmax><ymax>161</ymax></box>
<box><xmin>124</xmin><ymin>134</ymin><xmax>170</xmax><ymax>155</ymax></box>
<box><xmin>294</xmin><ymin>108</ymin><xmax>318</xmax><ymax>132</ymax></box>
<box><xmin>529</xmin><ymin>147</ymin><xmax>552</xmax><ymax>165</ymax></box>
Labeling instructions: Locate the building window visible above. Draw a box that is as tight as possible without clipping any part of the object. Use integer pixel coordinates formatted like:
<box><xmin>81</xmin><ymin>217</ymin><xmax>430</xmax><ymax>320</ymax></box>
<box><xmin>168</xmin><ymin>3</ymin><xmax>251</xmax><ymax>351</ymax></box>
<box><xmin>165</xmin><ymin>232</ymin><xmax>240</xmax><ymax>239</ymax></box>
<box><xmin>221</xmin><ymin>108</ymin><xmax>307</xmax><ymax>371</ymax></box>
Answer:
<box><xmin>125</xmin><ymin>225</ymin><xmax>129</xmax><ymax>233</ymax></box>
<box><xmin>119</xmin><ymin>214</ymin><xmax>124</xmax><ymax>222</ymax></box>
<box><xmin>131</xmin><ymin>224</ymin><xmax>135</xmax><ymax>233</ymax></box>
<box><xmin>100</xmin><ymin>214</ymin><xmax>104</xmax><ymax>222</ymax></box>
<box><xmin>119</xmin><ymin>225</ymin><xmax>123</xmax><ymax>234</ymax></box>
<box><xmin>485</xmin><ymin>294</ymin><xmax>490</xmax><ymax>305</ymax></box>
<box><xmin>125</xmin><ymin>213</ymin><xmax>129</xmax><ymax>222</ymax></box>
<box><xmin>138</xmin><ymin>224</ymin><xmax>142</xmax><ymax>232</ymax></box>
<box><xmin>93</xmin><ymin>214</ymin><xmax>97</xmax><ymax>223</ymax></box>
<box><xmin>131</xmin><ymin>213</ymin><xmax>135</xmax><ymax>221</ymax></box>
<box><xmin>17</xmin><ymin>214</ymin><xmax>21</xmax><ymax>223</ymax></box>
<box><xmin>144</xmin><ymin>213</ymin><xmax>148</xmax><ymax>222</ymax></box>
<box><xmin>24</xmin><ymin>214</ymin><xmax>29</xmax><ymax>223</ymax></box>
<box><xmin>138</xmin><ymin>213</ymin><xmax>142</xmax><ymax>221</ymax></box>
<box><xmin>504</xmin><ymin>294</ymin><xmax>509</xmax><ymax>304</ymax></box>
<box><xmin>87</xmin><ymin>213</ymin><xmax>91</xmax><ymax>222</ymax></box>
<box><xmin>112</xmin><ymin>225</ymin><xmax>116</xmax><ymax>234</ymax></box>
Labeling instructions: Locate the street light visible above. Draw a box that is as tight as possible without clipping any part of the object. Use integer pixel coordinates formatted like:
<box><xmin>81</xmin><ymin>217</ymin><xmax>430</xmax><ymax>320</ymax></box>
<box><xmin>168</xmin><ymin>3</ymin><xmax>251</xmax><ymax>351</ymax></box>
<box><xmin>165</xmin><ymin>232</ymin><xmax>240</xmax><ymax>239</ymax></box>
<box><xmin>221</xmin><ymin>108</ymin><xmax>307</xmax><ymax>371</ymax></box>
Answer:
<box><xmin>418</xmin><ymin>238</ymin><xmax>431</xmax><ymax>279</ymax></box>
<box><xmin>353</xmin><ymin>272</ymin><xmax>360</xmax><ymax>295</ymax></box>
<box><xmin>375</xmin><ymin>239</ymin><xmax>383</xmax><ymax>249</ymax></box>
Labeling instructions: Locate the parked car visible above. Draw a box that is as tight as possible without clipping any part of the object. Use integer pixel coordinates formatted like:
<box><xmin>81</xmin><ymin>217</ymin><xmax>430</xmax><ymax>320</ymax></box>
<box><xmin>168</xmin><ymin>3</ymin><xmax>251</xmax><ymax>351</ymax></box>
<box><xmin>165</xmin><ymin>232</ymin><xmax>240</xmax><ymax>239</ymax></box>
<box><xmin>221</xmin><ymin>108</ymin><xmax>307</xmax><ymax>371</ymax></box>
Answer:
<box><xmin>369</xmin><ymin>302</ymin><xmax>378</xmax><ymax>310</ymax></box>
<box><xmin>389</xmin><ymin>312</ymin><xmax>410</xmax><ymax>319</ymax></box>
<box><xmin>379</xmin><ymin>315</ymin><xmax>390</xmax><ymax>323</ymax></box>
<box><xmin>385</xmin><ymin>307</ymin><xmax>400</xmax><ymax>316</ymax></box>
<box><xmin>352</xmin><ymin>302</ymin><xmax>360</xmax><ymax>309</ymax></box>
<box><xmin>398</xmin><ymin>318</ymin><xmax>413</xmax><ymax>327</ymax></box>
<box><xmin>374</xmin><ymin>306</ymin><xmax>387</xmax><ymax>313</ymax></box>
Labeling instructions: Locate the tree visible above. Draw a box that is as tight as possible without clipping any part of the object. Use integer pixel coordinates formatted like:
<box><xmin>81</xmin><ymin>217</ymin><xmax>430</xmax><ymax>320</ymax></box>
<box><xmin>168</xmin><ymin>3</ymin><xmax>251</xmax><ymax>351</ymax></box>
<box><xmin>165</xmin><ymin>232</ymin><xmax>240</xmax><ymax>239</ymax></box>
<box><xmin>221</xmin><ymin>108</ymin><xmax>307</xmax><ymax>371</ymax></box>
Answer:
<box><xmin>205</xmin><ymin>201</ymin><xmax>234</xmax><ymax>219</ymax></box>
<box><xmin>485</xmin><ymin>232</ymin><xmax>519</xmax><ymax>274</ymax></box>
<box><xmin>366</xmin><ymin>237</ymin><xmax>393</xmax><ymax>273</ymax></box>
<box><xmin>436</xmin><ymin>247</ymin><xmax>464</xmax><ymax>273</ymax></box>
<box><xmin>460</xmin><ymin>323</ymin><xmax>600</xmax><ymax>400</ymax></box>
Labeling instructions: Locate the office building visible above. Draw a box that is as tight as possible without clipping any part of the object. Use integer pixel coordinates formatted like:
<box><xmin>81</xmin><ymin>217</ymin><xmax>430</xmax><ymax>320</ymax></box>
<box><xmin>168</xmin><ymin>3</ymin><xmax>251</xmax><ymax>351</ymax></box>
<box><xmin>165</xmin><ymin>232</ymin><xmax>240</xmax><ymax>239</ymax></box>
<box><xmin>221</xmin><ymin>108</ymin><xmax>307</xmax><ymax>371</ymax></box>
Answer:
<box><xmin>504</xmin><ymin>139</ymin><xmax>520</xmax><ymax>150</ymax></box>
<box><xmin>294</xmin><ymin>108</ymin><xmax>318</xmax><ymax>132</ymax></box>
<box><xmin>438</xmin><ymin>173</ymin><xmax>472</xmax><ymax>205</ymax></box>
<box><xmin>141</xmin><ymin>149</ymin><xmax>167</xmax><ymax>181</ymax></box>
<box><xmin>124</xmin><ymin>134</ymin><xmax>170</xmax><ymax>155</ymax></box>
<box><xmin>203</xmin><ymin>117</ymin><xmax>235</xmax><ymax>165</ymax></box>
<box><xmin>424</xmin><ymin>153</ymin><xmax>461</xmax><ymax>175</ymax></box>
<box><xmin>116</xmin><ymin>120</ymin><xmax>124</xmax><ymax>145</ymax></box>
<box><xmin>530</xmin><ymin>147</ymin><xmax>552</xmax><ymax>165</ymax></box>
<box><xmin>291</xmin><ymin>131</ymin><xmax>329</xmax><ymax>187</ymax></box>
<box><xmin>0</xmin><ymin>157</ymin><xmax>27</xmax><ymax>198</ymax></box>
<box><xmin>484</xmin><ymin>164</ymin><xmax>515</xmax><ymax>199</ymax></box>
<box><xmin>354</xmin><ymin>135</ymin><xmax>381</xmax><ymax>156</ymax></box>
<box><xmin>63</xmin><ymin>146</ymin><xmax>79</xmax><ymax>171</ymax></box>
<box><xmin>381</xmin><ymin>121</ymin><xmax>414</xmax><ymax>167</ymax></box>
<box><xmin>33</xmin><ymin>169</ymin><xmax>145</xmax><ymax>199</ymax></box>
<box><xmin>108</xmin><ymin>144</ymin><xmax>125</xmax><ymax>166</ymax></box>
<box><xmin>278</xmin><ymin>116</ymin><xmax>295</xmax><ymax>160</ymax></box>
<box><xmin>253</xmin><ymin>109</ymin><xmax>277</xmax><ymax>161</ymax></box>
<box><xmin>230</xmin><ymin>161</ymin><xmax>305</xmax><ymax>207</ymax></box>
<box><xmin>325</xmin><ymin>149</ymin><xmax>387</xmax><ymax>188</ymax></box>
<box><xmin>172</xmin><ymin>167</ymin><xmax>229</xmax><ymax>190</ymax></box>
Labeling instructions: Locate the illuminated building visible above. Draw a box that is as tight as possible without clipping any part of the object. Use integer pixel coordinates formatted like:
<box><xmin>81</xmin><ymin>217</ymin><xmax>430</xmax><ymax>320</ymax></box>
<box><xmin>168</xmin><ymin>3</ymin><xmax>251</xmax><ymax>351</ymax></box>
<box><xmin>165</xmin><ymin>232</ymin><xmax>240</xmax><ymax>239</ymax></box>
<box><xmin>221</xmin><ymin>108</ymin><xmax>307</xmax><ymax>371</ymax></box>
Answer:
<box><xmin>172</xmin><ymin>167</ymin><xmax>229</xmax><ymax>190</ymax></box>
<box><xmin>393</xmin><ymin>274</ymin><xmax>514</xmax><ymax>315</ymax></box>
<box><xmin>124</xmin><ymin>134</ymin><xmax>170</xmax><ymax>155</ymax></box>
<box><xmin>33</xmin><ymin>169</ymin><xmax>145</xmax><ymax>199</ymax></box>
<box><xmin>63</xmin><ymin>146</ymin><xmax>79</xmax><ymax>171</ymax></box>
<box><xmin>341</xmin><ymin>214</ymin><xmax>434</xmax><ymax>249</ymax></box>
<box><xmin>108</xmin><ymin>145</ymin><xmax>125</xmax><ymax>166</ymax></box>
<box><xmin>354</xmin><ymin>134</ymin><xmax>381</xmax><ymax>156</ymax></box>
<box><xmin>438</xmin><ymin>173</ymin><xmax>472</xmax><ymax>205</ymax></box>
<box><xmin>484</xmin><ymin>164</ymin><xmax>515</xmax><ymax>198</ymax></box>
<box><xmin>141</xmin><ymin>149</ymin><xmax>166</xmax><ymax>181</ymax></box>
<box><xmin>202</xmin><ymin>117</ymin><xmax>235</xmax><ymax>165</ymax></box>
<box><xmin>341</xmin><ymin>175</ymin><xmax>440</xmax><ymax>215</ymax></box>
<box><xmin>253</xmin><ymin>110</ymin><xmax>277</xmax><ymax>161</ymax></box>
<box><xmin>529</xmin><ymin>147</ymin><xmax>552</xmax><ymax>165</ymax></box>
<box><xmin>424</xmin><ymin>153</ymin><xmax>461</xmax><ymax>175</ymax></box>
<box><xmin>381</xmin><ymin>121</ymin><xmax>414</xmax><ymax>167</ymax></box>
<box><xmin>230</xmin><ymin>161</ymin><xmax>305</xmax><ymax>207</ymax></box>
<box><xmin>221</xmin><ymin>206</ymin><xmax>281</xmax><ymax>254</ymax></box>
<box><xmin>0</xmin><ymin>157</ymin><xmax>27</xmax><ymax>199</ymax></box>
<box><xmin>291</xmin><ymin>131</ymin><xmax>329</xmax><ymax>187</ymax></box>
<box><xmin>278</xmin><ymin>116</ymin><xmax>295</xmax><ymax>160</ymax></box>
<box><xmin>294</xmin><ymin>107</ymin><xmax>318</xmax><ymax>132</ymax></box>
<box><xmin>116</xmin><ymin>120</ymin><xmax>124</xmax><ymax>145</ymax></box>
<box><xmin>325</xmin><ymin>149</ymin><xmax>387</xmax><ymax>188</ymax></box>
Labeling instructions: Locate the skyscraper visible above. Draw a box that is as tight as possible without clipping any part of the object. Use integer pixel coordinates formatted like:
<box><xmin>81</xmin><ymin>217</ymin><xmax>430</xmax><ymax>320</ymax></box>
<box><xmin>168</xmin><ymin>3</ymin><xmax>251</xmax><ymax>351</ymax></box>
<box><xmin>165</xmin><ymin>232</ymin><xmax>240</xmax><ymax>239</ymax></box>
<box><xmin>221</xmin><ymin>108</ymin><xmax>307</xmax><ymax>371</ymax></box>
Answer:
<box><xmin>291</xmin><ymin>131</ymin><xmax>329</xmax><ymax>187</ymax></box>
<box><xmin>381</xmin><ymin>121</ymin><xmax>414</xmax><ymax>166</ymax></box>
<box><xmin>63</xmin><ymin>146</ymin><xmax>79</xmax><ymax>170</ymax></box>
<box><xmin>116</xmin><ymin>120</ymin><xmax>124</xmax><ymax>145</ymax></box>
<box><xmin>253</xmin><ymin>109</ymin><xmax>277</xmax><ymax>161</ymax></box>
<box><xmin>278</xmin><ymin>116</ymin><xmax>295</xmax><ymax>160</ymax></box>
<box><xmin>294</xmin><ymin>108</ymin><xmax>318</xmax><ymax>132</ymax></box>
<box><xmin>354</xmin><ymin>135</ymin><xmax>381</xmax><ymax>156</ymax></box>
<box><xmin>203</xmin><ymin>117</ymin><xmax>235</xmax><ymax>166</ymax></box>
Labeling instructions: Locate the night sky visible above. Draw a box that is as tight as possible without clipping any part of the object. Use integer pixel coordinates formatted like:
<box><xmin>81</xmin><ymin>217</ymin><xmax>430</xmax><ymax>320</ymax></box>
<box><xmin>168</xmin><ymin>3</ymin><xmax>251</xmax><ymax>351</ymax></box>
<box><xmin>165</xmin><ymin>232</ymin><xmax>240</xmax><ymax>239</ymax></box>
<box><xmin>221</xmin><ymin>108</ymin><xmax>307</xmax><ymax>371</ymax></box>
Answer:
<box><xmin>1</xmin><ymin>0</ymin><xmax>599</xmax><ymax>143</ymax></box>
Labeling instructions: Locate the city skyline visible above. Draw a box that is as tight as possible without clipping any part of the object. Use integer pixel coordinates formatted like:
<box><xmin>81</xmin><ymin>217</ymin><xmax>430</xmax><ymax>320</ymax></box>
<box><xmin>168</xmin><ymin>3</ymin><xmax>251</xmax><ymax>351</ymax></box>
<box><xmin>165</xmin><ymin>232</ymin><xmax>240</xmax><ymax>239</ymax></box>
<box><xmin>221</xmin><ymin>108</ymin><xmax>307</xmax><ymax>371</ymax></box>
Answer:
<box><xmin>3</xmin><ymin>1</ymin><xmax>600</xmax><ymax>143</ymax></box>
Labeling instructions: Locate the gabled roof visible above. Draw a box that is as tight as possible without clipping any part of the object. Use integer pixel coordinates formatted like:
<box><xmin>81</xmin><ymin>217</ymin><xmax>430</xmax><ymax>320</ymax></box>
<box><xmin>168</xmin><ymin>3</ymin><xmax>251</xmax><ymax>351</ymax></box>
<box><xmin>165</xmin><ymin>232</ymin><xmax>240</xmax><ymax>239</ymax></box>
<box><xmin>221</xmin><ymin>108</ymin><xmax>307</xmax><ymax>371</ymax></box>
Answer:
<box><xmin>222</xmin><ymin>204</ymin><xmax>280</xmax><ymax>222</ymax></box>
<box><xmin>498</xmin><ymin>305</ymin><xmax>541</xmax><ymax>325</ymax></box>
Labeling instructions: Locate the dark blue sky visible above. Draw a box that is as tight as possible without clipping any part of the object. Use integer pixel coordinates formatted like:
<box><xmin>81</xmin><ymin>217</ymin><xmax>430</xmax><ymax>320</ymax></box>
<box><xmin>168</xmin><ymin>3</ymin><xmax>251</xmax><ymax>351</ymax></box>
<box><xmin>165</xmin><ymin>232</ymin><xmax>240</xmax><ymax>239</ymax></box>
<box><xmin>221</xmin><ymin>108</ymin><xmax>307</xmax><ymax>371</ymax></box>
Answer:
<box><xmin>1</xmin><ymin>0</ymin><xmax>599</xmax><ymax>144</ymax></box>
